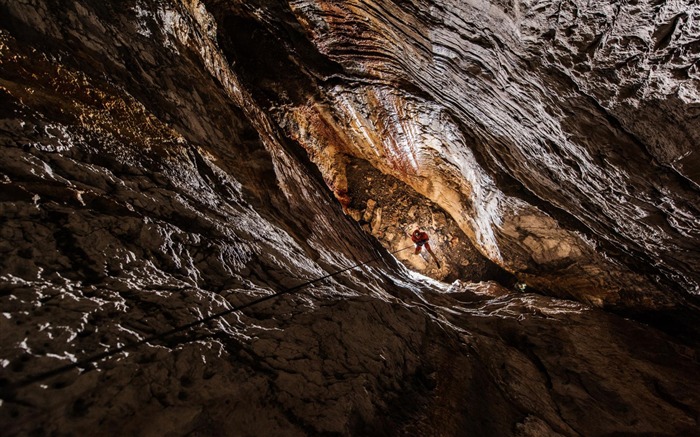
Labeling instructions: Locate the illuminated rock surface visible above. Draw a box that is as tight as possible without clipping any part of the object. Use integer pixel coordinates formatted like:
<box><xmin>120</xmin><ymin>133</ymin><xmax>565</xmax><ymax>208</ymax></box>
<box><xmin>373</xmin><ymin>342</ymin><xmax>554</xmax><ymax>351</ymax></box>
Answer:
<box><xmin>1</xmin><ymin>1</ymin><xmax>699</xmax><ymax>435</ymax></box>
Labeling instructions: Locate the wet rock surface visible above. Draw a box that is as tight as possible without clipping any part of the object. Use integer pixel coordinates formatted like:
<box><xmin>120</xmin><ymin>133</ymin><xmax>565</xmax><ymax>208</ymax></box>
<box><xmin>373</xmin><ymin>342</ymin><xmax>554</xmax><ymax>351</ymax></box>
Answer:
<box><xmin>1</xmin><ymin>0</ymin><xmax>700</xmax><ymax>436</ymax></box>
<box><xmin>263</xmin><ymin>0</ymin><xmax>700</xmax><ymax>309</ymax></box>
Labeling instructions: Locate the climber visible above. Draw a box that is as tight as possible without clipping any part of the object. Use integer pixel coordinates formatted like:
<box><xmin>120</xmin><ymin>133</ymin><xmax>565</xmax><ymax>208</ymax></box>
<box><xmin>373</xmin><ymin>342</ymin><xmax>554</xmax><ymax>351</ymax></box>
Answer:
<box><xmin>410</xmin><ymin>228</ymin><xmax>441</xmax><ymax>268</ymax></box>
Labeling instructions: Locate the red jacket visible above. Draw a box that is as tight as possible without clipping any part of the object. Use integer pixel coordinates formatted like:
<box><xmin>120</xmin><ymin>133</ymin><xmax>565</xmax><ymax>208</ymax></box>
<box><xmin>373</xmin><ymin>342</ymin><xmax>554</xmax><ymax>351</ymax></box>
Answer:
<box><xmin>411</xmin><ymin>230</ymin><xmax>429</xmax><ymax>244</ymax></box>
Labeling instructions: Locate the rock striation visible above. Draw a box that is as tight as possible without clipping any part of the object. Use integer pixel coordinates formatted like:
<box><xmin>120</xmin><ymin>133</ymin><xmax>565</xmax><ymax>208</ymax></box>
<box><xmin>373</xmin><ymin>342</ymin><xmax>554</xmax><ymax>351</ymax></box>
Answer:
<box><xmin>1</xmin><ymin>0</ymin><xmax>699</xmax><ymax>436</ymax></box>
<box><xmin>257</xmin><ymin>0</ymin><xmax>700</xmax><ymax>311</ymax></box>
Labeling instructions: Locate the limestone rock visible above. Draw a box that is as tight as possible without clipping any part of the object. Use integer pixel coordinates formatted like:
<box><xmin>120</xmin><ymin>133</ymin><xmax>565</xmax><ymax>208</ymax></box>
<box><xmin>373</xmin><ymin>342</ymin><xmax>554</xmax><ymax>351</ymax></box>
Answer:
<box><xmin>272</xmin><ymin>0</ymin><xmax>699</xmax><ymax>309</ymax></box>
<box><xmin>1</xmin><ymin>1</ymin><xmax>700</xmax><ymax>436</ymax></box>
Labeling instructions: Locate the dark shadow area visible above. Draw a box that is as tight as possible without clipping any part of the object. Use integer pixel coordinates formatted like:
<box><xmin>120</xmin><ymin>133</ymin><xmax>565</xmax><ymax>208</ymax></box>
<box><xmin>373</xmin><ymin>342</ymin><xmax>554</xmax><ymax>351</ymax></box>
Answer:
<box><xmin>215</xmin><ymin>3</ymin><xmax>343</xmax><ymax>107</ymax></box>
<box><xmin>613</xmin><ymin>303</ymin><xmax>700</xmax><ymax>348</ymax></box>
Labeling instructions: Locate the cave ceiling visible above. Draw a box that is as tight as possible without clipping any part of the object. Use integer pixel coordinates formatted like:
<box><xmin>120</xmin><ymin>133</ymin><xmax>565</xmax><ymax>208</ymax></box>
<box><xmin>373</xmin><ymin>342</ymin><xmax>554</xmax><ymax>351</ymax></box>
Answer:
<box><xmin>1</xmin><ymin>0</ymin><xmax>700</xmax><ymax>435</ymax></box>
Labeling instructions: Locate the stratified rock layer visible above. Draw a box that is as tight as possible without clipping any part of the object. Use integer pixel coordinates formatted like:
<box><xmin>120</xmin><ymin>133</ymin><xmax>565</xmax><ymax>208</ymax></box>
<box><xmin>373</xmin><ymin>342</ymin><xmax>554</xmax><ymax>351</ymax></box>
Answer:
<box><xmin>226</xmin><ymin>0</ymin><xmax>700</xmax><ymax>310</ymax></box>
<box><xmin>1</xmin><ymin>1</ymin><xmax>699</xmax><ymax>436</ymax></box>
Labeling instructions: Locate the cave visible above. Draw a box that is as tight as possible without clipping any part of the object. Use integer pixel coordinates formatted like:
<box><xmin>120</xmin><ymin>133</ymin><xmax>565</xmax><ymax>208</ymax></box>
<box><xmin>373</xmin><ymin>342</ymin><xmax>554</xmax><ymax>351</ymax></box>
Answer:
<box><xmin>1</xmin><ymin>0</ymin><xmax>700</xmax><ymax>436</ymax></box>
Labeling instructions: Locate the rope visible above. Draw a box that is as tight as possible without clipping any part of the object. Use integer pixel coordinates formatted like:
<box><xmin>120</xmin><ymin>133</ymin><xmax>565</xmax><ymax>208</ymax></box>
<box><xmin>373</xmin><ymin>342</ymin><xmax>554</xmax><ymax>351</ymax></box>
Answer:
<box><xmin>1</xmin><ymin>245</ymin><xmax>414</xmax><ymax>398</ymax></box>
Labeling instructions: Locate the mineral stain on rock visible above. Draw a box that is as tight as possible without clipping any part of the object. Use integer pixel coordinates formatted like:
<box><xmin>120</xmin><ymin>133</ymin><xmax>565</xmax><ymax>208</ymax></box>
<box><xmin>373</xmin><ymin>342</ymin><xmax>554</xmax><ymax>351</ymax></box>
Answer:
<box><xmin>1</xmin><ymin>0</ymin><xmax>700</xmax><ymax>436</ymax></box>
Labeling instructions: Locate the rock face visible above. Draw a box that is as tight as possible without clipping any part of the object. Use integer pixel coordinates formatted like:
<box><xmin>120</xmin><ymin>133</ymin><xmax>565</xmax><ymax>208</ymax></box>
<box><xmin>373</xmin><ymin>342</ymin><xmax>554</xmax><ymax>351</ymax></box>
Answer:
<box><xmin>343</xmin><ymin>155</ymin><xmax>511</xmax><ymax>284</ymax></box>
<box><xmin>1</xmin><ymin>0</ymin><xmax>699</xmax><ymax>436</ymax></box>
<box><xmin>260</xmin><ymin>0</ymin><xmax>700</xmax><ymax>310</ymax></box>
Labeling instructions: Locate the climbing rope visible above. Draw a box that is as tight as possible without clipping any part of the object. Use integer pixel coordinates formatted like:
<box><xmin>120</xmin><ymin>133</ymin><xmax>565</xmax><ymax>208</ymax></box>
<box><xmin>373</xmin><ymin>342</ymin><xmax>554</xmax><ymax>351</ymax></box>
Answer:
<box><xmin>1</xmin><ymin>245</ymin><xmax>414</xmax><ymax>397</ymax></box>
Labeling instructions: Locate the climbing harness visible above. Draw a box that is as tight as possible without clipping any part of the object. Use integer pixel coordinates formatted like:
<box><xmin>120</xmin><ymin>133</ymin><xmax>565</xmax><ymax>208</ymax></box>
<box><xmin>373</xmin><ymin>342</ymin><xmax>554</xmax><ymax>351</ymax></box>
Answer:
<box><xmin>1</xmin><ymin>245</ymin><xmax>413</xmax><ymax>397</ymax></box>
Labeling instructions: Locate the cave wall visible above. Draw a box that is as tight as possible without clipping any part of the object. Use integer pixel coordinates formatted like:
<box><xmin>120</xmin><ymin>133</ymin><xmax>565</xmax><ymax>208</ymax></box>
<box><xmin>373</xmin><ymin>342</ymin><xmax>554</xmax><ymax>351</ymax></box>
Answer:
<box><xmin>1</xmin><ymin>0</ymin><xmax>700</xmax><ymax>436</ymax></box>
<box><xmin>203</xmin><ymin>0</ymin><xmax>700</xmax><ymax>310</ymax></box>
